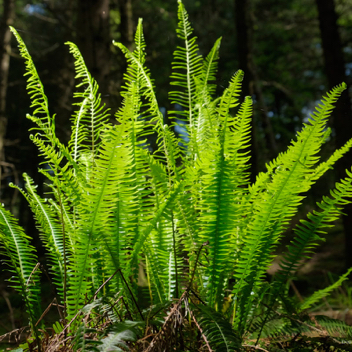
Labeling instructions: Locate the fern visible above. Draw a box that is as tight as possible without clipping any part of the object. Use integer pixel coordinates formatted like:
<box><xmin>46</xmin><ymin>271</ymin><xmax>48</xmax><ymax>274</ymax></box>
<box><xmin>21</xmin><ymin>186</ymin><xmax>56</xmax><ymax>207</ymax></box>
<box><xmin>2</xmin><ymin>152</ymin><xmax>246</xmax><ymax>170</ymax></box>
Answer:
<box><xmin>2</xmin><ymin>2</ymin><xmax>352</xmax><ymax>350</ymax></box>
<box><xmin>314</xmin><ymin>315</ymin><xmax>352</xmax><ymax>340</ymax></box>
<box><xmin>191</xmin><ymin>304</ymin><xmax>241</xmax><ymax>351</ymax></box>
<box><xmin>300</xmin><ymin>267</ymin><xmax>352</xmax><ymax>311</ymax></box>
<box><xmin>67</xmin><ymin>42</ymin><xmax>109</xmax><ymax>159</ymax></box>
<box><xmin>0</xmin><ymin>205</ymin><xmax>42</xmax><ymax>337</ymax></box>
<box><xmin>274</xmin><ymin>168</ymin><xmax>352</xmax><ymax>299</ymax></box>
<box><xmin>9</xmin><ymin>27</ymin><xmax>53</xmax><ymax>144</ymax></box>
<box><xmin>232</xmin><ymin>83</ymin><xmax>347</xmax><ymax>335</ymax></box>
<box><xmin>98</xmin><ymin>322</ymin><xmax>138</xmax><ymax>352</ymax></box>
<box><xmin>169</xmin><ymin>0</ymin><xmax>203</xmax><ymax>128</ymax></box>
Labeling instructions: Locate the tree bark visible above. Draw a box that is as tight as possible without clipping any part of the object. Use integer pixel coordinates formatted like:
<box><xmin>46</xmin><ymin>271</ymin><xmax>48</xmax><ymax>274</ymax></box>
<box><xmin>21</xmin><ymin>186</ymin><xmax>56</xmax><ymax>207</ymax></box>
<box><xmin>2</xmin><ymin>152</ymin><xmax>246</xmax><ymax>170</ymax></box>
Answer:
<box><xmin>45</xmin><ymin>0</ymin><xmax>76</xmax><ymax>142</ymax></box>
<box><xmin>76</xmin><ymin>0</ymin><xmax>111</xmax><ymax>105</ymax></box>
<box><xmin>234</xmin><ymin>0</ymin><xmax>277</xmax><ymax>181</ymax></box>
<box><xmin>316</xmin><ymin>0</ymin><xmax>352</xmax><ymax>269</ymax></box>
<box><xmin>119</xmin><ymin>0</ymin><xmax>134</xmax><ymax>51</ymax></box>
<box><xmin>0</xmin><ymin>0</ymin><xmax>15</xmax><ymax>196</ymax></box>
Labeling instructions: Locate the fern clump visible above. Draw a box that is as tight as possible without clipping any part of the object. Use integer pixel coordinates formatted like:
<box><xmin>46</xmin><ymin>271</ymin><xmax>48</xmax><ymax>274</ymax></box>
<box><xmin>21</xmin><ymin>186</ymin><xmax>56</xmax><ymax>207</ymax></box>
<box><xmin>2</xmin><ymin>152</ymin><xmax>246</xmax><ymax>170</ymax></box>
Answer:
<box><xmin>1</xmin><ymin>1</ymin><xmax>352</xmax><ymax>350</ymax></box>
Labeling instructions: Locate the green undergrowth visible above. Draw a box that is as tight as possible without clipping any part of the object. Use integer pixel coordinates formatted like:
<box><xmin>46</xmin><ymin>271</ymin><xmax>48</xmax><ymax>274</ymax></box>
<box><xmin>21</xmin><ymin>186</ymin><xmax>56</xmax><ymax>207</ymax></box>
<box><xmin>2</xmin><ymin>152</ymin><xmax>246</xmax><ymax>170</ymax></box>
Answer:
<box><xmin>1</xmin><ymin>1</ymin><xmax>352</xmax><ymax>351</ymax></box>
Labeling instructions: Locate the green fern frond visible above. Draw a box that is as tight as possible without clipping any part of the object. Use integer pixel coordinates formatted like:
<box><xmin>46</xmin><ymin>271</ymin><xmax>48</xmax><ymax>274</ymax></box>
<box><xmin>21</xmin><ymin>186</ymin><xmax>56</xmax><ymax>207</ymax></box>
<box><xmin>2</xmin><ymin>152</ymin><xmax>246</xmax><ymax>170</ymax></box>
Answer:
<box><xmin>145</xmin><ymin>159</ymin><xmax>181</xmax><ymax>301</ymax></box>
<box><xmin>115</xmin><ymin>41</ymin><xmax>180</xmax><ymax>180</ymax></box>
<box><xmin>66</xmin><ymin>42</ymin><xmax>110</xmax><ymax>159</ymax></box>
<box><xmin>0</xmin><ymin>205</ymin><xmax>42</xmax><ymax>332</ymax></box>
<box><xmin>191</xmin><ymin>304</ymin><xmax>241</xmax><ymax>351</ymax></box>
<box><xmin>10</xmin><ymin>27</ymin><xmax>53</xmax><ymax>143</ymax></box>
<box><xmin>200</xmin><ymin>37</ymin><xmax>222</xmax><ymax>96</ymax></box>
<box><xmin>11</xmin><ymin>174</ymin><xmax>65</xmax><ymax>300</ymax></box>
<box><xmin>314</xmin><ymin>315</ymin><xmax>352</xmax><ymax>339</ymax></box>
<box><xmin>300</xmin><ymin>267</ymin><xmax>352</xmax><ymax>311</ymax></box>
<box><xmin>273</xmin><ymin>167</ymin><xmax>352</xmax><ymax>305</ymax></box>
<box><xmin>67</xmin><ymin>123</ymin><xmax>131</xmax><ymax>318</ymax></box>
<box><xmin>129</xmin><ymin>181</ymin><xmax>182</xmax><ymax>269</ymax></box>
<box><xmin>49</xmin><ymin>196</ymin><xmax>75</xmax><ymax>251</ymax></box>
<box><xmin>72</xmin><ymin>323</ymin><xmax>101</xmax><ymax>352</ymax></box>
<box><xmin>98</xmin><ymin>322</ymin><xmax>138</xmax><ymax>352</ymax></box>
<box><xmin>190</xmin><ymin>88</ymin><xmax>218</xmax><ymax>163</ymax></box>
<box><xmin>311</xmin><ymin>137</ymin><xmax>352</xmax><ymax>182</ymax></box>
<box><xmin>217</xmin><ymin>70</ymin><xmax>244</xmax><ymax>130</ymax></box>
<box><xmin>105</xmin><ymin>87</ymin><xmax>155</xmax><ymax>295</ymax></box>
<box><xmin>232</xmin><ymin>83</ymin><xmax>346</xmax><ymax>335</ymax></box>
<box><xmin>28</xmin><ymin>133</ymin><xmax>82</xmax><ymax>207</ymax></box>
<box><xmin>174</xmin><ymin>170</ymin><xmax>199</xmax><ymax>254</ymax></box>
<box><xmin>151</xmin><ymin>220</ymin><xmax>182</xmax><ymax>301</ymax></box>
<box><xmin>120</xmin><ymin>18</ymin><xmax>146</xmax><ymax>95</ymax></box>
<box><xmin>169</xmin><ymin>0</ymin><xmax>203</xmax><ymax>128</ymax></box>
<box><xmin>144</xmin><ymin>242</ymin><xmax>168</xmax><ymax>303</ymax></box>
<box><xmin>196</xmin><ymin>94</ymin><xmax>252</xmax><ymax>308</ymax></box>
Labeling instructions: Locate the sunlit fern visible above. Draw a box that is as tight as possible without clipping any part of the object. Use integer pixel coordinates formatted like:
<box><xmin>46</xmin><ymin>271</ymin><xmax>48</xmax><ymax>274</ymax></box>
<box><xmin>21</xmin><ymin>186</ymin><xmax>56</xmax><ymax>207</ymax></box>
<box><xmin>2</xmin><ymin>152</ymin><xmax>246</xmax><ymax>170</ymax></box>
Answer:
<box><xmin>0</xmin><ymin>1</ymin><xmax>352</xmax><ymax>350</ymax></box>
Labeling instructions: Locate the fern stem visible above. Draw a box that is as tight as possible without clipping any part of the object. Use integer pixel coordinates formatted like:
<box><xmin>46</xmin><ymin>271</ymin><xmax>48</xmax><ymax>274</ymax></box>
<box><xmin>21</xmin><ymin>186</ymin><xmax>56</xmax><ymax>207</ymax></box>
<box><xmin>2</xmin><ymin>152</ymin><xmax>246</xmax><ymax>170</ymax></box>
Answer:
<box><xmin>189</xmin><ymin>241</ymin><xmax>209</xmax><ymax>289</ymax></box>
<box><xmin>145</xmin><ymin>255</ymin><xmax>154</xmax><ymax>305</ymax></box>
<box><xmin>22</xmin><ymin>283</ymin><xmax>42</xmax><ymax>352</ymax></box>
<box><xmin>171</xmin><ymin>211</ymin><xmax>179</xmax><ymax>298</ymax></box>
<box><xmin>118</xmin><ymin>269</ymin><xmax>144</xmax><ymax>320</ymax></box>
<box><xmin>56</xmin><ymin>182</ymin><xmax>67</xmax><ymax>322</ymax></box>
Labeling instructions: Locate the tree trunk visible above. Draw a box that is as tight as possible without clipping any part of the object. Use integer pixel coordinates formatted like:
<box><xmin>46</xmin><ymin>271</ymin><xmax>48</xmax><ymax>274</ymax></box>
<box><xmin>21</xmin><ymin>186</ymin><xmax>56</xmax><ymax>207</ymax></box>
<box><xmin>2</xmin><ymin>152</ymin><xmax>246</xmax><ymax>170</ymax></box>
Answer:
<box><xmin>119</xmin><ymin>0</ymin><xmax>134</xmax><ymax>51</ymax></box>
<box><xmin>76</xmin><ymin>0</ymin><xmax>111</xmax><ymax>105</ymax></box>
<box><xmin>116</xmin><ymin>0</ymin><xmax>134</xmax><ymax>108</ymax></box>
<box><xmin>45</xmin><ymin>0</ymin><xmax>76</xmax><ymax>142</ymax></box>
<box><xmin>0</xmin><ymin>0</ymin><xmax>15</xmax><ymax>197</ymax></box>
<box><xmin>316</xmin><ymin>0</ymin><xmax>352</xmax><ymax>269</ymax></box>
<box><xmin>234</xmin><ymin>0</ymin><xmax>277</xmax><ymax>181</ymax></box>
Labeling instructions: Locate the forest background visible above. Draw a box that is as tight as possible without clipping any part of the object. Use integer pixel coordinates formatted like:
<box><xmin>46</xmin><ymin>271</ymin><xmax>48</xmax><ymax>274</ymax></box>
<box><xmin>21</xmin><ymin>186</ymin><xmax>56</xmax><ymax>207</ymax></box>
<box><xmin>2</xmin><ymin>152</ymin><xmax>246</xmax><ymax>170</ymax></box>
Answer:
<box><xmin>0</xmin><ymin>0</ymin><xmax>352</xmax><ymax>332</ymax></box>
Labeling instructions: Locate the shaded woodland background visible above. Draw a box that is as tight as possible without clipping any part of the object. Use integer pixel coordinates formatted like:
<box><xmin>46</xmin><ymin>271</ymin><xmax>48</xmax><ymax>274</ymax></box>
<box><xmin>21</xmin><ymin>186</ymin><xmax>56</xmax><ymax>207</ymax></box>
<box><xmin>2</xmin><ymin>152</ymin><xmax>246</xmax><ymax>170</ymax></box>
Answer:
<box><xmin>0</xmin><ymin>0</ymin><xmax>351</xmax><ymax>272</ymax></box>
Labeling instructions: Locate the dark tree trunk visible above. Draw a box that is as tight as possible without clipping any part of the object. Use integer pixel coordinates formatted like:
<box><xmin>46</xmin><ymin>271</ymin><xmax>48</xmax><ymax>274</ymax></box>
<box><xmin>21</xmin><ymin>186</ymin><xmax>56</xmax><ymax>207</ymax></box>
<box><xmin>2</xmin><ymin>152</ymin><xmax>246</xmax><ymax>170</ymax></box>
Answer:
<box><xmin>119</xmin><ymin>0</ymin><xmax>134</xmax><ymax>51</ymax></box>
<box><xmin>0</xmin><ymin>0</ymin><xmax>15</xmax><ymax>199</ymax></box>
<box><xmin>76</xmin><ymin>0</ymin><xmax>111</xmax><ymax>105</ymax></box>
<box><xmin>235</xmin><ymin>0</ymin><xmax>258</xmax><ymax>181</ymax></box>
<box><xmin>45</xmin><ymin>0</ymin><xmax>76</xmax><ymax>142</ymax></box>
<box><xmin>316</xmin><ymin>0</ymin><xmax>352</xmax><ymax>269</ymax></box>
<box><xmin>116</xmin><ymin>0</ymin><xmax>134</xmax><ymax>107</ymax></box>
<box><xmin>234</xmin><ymin>0</ymin><xmax>277</xmax><ymax>181</ymax></box>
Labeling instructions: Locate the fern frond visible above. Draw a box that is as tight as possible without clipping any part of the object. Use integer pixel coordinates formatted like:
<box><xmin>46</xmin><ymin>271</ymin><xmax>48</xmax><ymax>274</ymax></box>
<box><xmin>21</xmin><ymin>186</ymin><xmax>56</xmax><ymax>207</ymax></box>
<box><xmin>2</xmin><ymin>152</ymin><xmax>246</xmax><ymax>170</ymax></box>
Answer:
<box><xmin>273</xmin><ymin>167</ymin><xmax>352</xmax><ymax>305</ymax></box>
<box><xmin>197</xmin><ymin>94</ymin><xmax>252</xmax><ymax>308</ymax></box>
<box><xmin>232</xmin><ymin>83</ymin><xmax>346</xmax><ymax>335</ymax></box>
<box><xmin>66</xmin><ymin>42</ymin><xmax>110</xmax><ymax>159</ymax></box>
<box><xmin>191</xmin><ymin>304</ymin><xmax>241</xmax><ymax>351</ymax></box>
<box><xmin>200</xmin><ymin>37</ymin><xmax>222</xmax><ymax>96</ymax></box>
<box><xmin>314</xmin><ymin>315</ymin><xmax>352</xmax><ymax>339</ymax></box>
<box><xmin>129</xmin><ymin>181</ymin><xmax>182</xmax><ymax>269</ymax></box>
<box><xmin>300</xmin><ymin>267</ymin><xmax>352</xmax><ymax>311</ymax></box>
<box><xmin>28</xmin><ymin>133</ymin><xmax>82</xmax><ymax>206</ymax></box>
<box><xmin>144</xmin><ymin>242</ymin><xmax>168</xmax><ymax>303</ymax></box>
<box><xmin>49</xmin><ymin>196</ymin><xmax>75</xmax><ymax>251</ymax></box>
<box><xmin>98</xmin><ymin>323</ymin><xmax>138</xmax><ymax>352</ymax></box>
<box><xmin>10</xmin><ymin>27</ymin><xmax>53</xmax><ymax>143</ymax></box>
<box><xmin>191</xmin><ymin>87</ymin><xmax>219</xmax><ymax>163</ymax></box>
<box><xmin>169</xmin><ymin>0</ymin><xmax>203</xmax><ymax>128</ymax></box>
<box><xmin>311</xmin><ymin>137</ymin><xmax>352</xmax><ymax>182</ymax></box>
<box><xmin>146</xmin><ymin>156</ymin><xmax>186</xmax><ymax>300</ymax></box>
<box><xmin>11</xmin><ymin>174</ymin><xmax>65</xmax><ymax>300</ymax></box>
<box><xmin>67</xmin><ymin>123</ymin><xmax>130</xmax><ymax>318</ymax></box>
<box><xmin>120</xmin><ymin>18</ymin><xmax>146</xmax><ymax>96</ymax></box>
<box><xmin>115</xmin><ymin>41</ymin><xmax>180</xmax><ymax>180</ymax></box>
<box><xmin>72</xmin><ymin>323</ymin><xmax>101</xmax><ymax>352</ymax></box>
<box><xmin>0</xmin><ymin>205</ymin><xmax>42</xmax><ymax>332</ymax></box>
<box><xmin>104</xmin><ymin>85</ymin><xmax>155</xmax><ymax>296</ymax></box>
